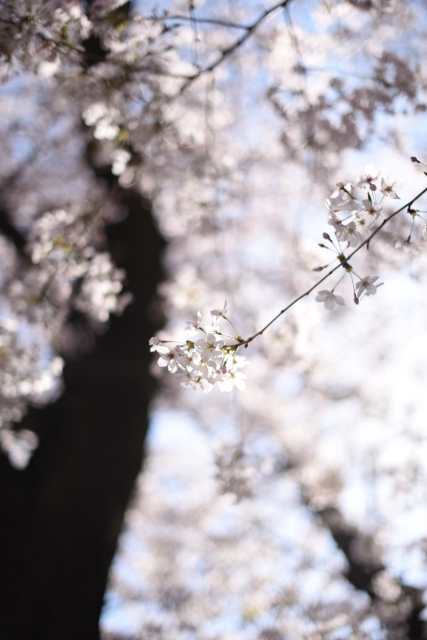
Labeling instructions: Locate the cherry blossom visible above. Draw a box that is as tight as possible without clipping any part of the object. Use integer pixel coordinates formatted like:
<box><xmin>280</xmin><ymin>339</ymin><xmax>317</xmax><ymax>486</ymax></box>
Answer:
<box><xmin>185</xmin><ymin>311</ymin><xmax>203</xmax><ymax>334</ymax></box>
<box><xmin>194</xmin><ymin>333</ymin><xmax>224</xmax><ymax>363</ymax></box>
<box><xmin>150</xmin><ymin>306</ymin><xmax>249</xmax><ymax>393</ymax></box>
<box><xmin>381</xmin><ymin>174</ymin><xmax>404</xmax><ymax>199</ymax></box>
<box><xmin>357</xmin><ymin>200</ymin><xmax>384</xmax><ymax>226</ymax></box>
<box><xmin>157</xmin><ymin>347</ymin><xmax>179</xmax><ymax>374</ymax></box>
<box><xmin>315</xmin><ymin>290</ymin><xmax>345</xmax><ymax>311</ymax></box>
<box><xmin>218</xmin><ymin>369</ymin><xmax>246</xmax><ymax>392</ymax></box>
<box><xmin>334</xmin><ymin>221</ymin><xmax>362</xmax><ymax>247</ymax></box>
<box><xmin>355</xmin><ymin>276</ymin><xmax>382</xmax><ymax>299</ymax></box>
<box><xmin>329</xmin><ymin>184</ymin><xmax>359</xmax><ymax>211</ymax></box>
<box><xmin>357</xmin><ymin>164</ymin><xmax>380</xmax><ymax>190</ymax></box>
<box><xmin>210</xmin><ymin>300</ymin><xmax>228</xmax><ymax>318</ymax></box>
<box><xmin>394</xmin><ymin>238</ymin><xmax>419</xmax><ymax>253</ymax></box>
<box><xmin>149</xmin><ymin>337</ymin><xmax>160</xmax><ymax>352</ymax></box>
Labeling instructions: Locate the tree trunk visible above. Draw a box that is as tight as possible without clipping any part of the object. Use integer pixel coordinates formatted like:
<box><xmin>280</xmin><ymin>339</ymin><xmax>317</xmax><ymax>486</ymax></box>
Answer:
<box><xmin>0</xmin><ymin>189</ymin><xmax>164</xmax><ymax>639</ymax></box>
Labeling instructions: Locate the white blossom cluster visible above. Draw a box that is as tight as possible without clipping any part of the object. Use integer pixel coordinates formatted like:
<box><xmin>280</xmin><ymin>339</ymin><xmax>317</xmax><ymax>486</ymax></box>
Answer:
<box><xmin>0</xmin><ymin>1</ymin><xmax>92</xmax><ymax>75</ymax></box>
<box><xmin>0</xmin><ymin>318</ymin><xmax>63</xmax><ymax>466</ymax></box>
<box><xmin>327</xmin><ymin>166</ymin><xmax>403</xmax><ymax>242</ymax></box>
<box><xmin>20</xmin><ymin>207</ymin><xmax>132</xmax><ymax>325</ymax></box>
<box><xmin>0</xmin><ymin>201</ymin><xmax>132</xmax><ymax>454</ymax></box>
<box><xmin>150</xmin><ymin>303</ymin><xmax>248</xmax><ymax>393</ymax></box>
<box><xmin>149</xmin><ymin>162</ymin><xmax>427</xmax><ymax>390</ymax></box>
<box><xmin>314</xmin><ymin>164</ymin><xmax>412</xmax><ymax>310</ymax></box>
<box><xmin>74</xmin><ymin>252</ymin><xmax>132</xmax><ymax>323</ymax></box>
<box><xmin>29</xmin><ymin>208</ymin><xmax>96</xmax><ymax>276</ymax></box>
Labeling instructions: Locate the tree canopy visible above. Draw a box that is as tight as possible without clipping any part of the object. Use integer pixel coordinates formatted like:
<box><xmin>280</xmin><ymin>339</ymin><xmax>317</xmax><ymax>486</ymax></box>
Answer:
<box><xmin>2</xmin><ymin>1</ymin><xmax>427</xmax><ymax>638</ymax></box>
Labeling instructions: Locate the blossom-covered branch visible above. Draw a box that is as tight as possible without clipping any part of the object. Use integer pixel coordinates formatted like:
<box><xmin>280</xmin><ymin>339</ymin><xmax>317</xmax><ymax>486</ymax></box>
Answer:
<box><xmin>237</xmin><ymin>177</ymin><xmax>427</xmax><ymax>348</ymax></box>
<box><xmin>150</xmin><ymin>165</ymin><xmax>427</xmax><ymax>392</ymax></box>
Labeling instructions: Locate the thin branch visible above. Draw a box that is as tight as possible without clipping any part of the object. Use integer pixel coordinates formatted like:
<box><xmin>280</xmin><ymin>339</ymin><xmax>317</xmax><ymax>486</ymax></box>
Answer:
<box><xmin>143</xmin><ymin>14</ymin><xmax>253</xmax><ymax>30</ymax></box>
<box><xmin>178</xmin><ymin>0</ymin><xmax>294</xmax><ymax>94</ymax></box>
<box><xmin>37</xmin><ymin>31</ymin><xmax>85</xmax><ymax>55</ymax></box>
<box><xmin>236</xmin><ymin>185</ymin><xmax>427</xmax><ymax>347</ymax></box>
<box><xmin>0</xmin><ymin>18</ymin><xmax>87</xmax><ymax>55</ymax></box>
<box><xmin>189</xmin><ymin>1</ymin><xmax>200</xmax><ymax>70</ymax></box>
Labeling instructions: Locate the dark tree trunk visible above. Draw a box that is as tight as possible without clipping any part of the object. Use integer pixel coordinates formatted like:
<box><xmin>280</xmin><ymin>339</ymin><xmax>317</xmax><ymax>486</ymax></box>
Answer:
<box><xmin>0</xmin><ymin>190</ymin><xmax>164</xmax><ymax>639</ymax></box>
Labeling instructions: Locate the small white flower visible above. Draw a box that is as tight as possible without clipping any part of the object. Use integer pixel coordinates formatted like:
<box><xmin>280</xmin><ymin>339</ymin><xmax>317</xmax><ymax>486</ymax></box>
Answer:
<box><xmin>330</xmin><ymin>182</ymin><xmax>351</xmax><ymax>201</ymax></box>
<box><xmin>355</xmin><ymin>275</ymin><xmax>382</xmax><ymax>298</ymax></box>
<box><xmin>327</xmin><ymin>211</ymin><xmax>342</xmax><ymax>232</ymax></box>
<box><xmin>200</xmin><ymin>377</ymin><xmax>214</xmax><ymax>394</ymax></box>
<box><xmin>335</xmin><ymin>221</ymin><xmax>362</xmax><ymax>246</ymax></box>
<box><xmin>157</xmin><ymin>347</ymin><xmax>178</xmax><ymax>373</ymax></box>
<box><xmin>345</xmin><ymin>221</ymin><xmax>362</xmax><ymax>247</ymax></box>
<box><xmin>176</xmin><ymin>346</ymin><xmax>196</xmax><ymax>367</ymax></box>
<box><xmin>181</xmin><ymin>369</ymin><xmax>214</xmax><ymax>393</ymax></box>
<box><xmin>358</xmin><ymin>200</ymin><xmax>383</xmax><ymax>226</ymax></box>
<box><xmin>233</xmin><ymin>355</ymin><xmax>249</xmax><ymax>369</ymax></box>
<box><xmin>381</xmin><ymin>174</ymin><xmax>404</xmax><ymax>199</ymax></box>
<box><xmin>149</xmin><ymin>336</ymin><xmax>160</xmax><ymax>352</ymax></box>
<box><xmin>195</xmin><ymin>333</ymin><xmax>224</xmax><ymax>362</ymax></box>
<box><xmin>210</xmin><ymin>300</ymin><xmax>228</xmax><ymax>318</ymax></box>
<box><xmin>325</xmin><ymin>198</ymin><xmax>337</xmax><ymax>212</ymax></box>
<box><xmin>355</xmin><ymin>215</ymin><xmax>368</xmax><ymax>232</ymax></box>
<box><xmin>329</xmin><ymin>184</ymin><xmax>359</xmax><ymax>211</ymax></box>
<box><xmin>315</xmin><ymin>290</ymin><xmax>345</xmax><ymax>310</ymax></box>
<box><xmin>357</xmin><ymin>164</ymin><xmax>380</xmax><ymax>190</ymax></box>
<box><xmin>218</xmin><ymin>370</ymin><xmax>247</xmax><ymax>392</ymax></box>
<box><xmin>206</xmin><ymin>350</ymin><xmax>225</xmax><ymax>367</ymax></box>
<box><xmin>185</xmin><ymin>311</ymin><xmax>203</xmax><ymax>334</ymax></box>
<box><xmin>394</xmin><ymin>239</ymin><xmax>419</xmax><ymax>253</ymax></box>
<box><xmin>180</xmin><ymin>370</ymin><xmax>198</xmax><ymax>390</ymax></box>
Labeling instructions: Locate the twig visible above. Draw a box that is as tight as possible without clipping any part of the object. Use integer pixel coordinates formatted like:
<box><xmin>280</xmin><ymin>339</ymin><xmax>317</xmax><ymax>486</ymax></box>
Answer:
<box><xmin>178</xmin><ymin>0</ymin><xmax>293</xmax><ymax>94</ymax></box>
<box><xmin>236</xmin><ymin>185</ymin><xmax>427</xmax><ymax>347</ymax></box>
<box><xmin>143</xmin><ymin>14</ymin><xmax>253</xmax><ymax>30</ymax></box>
<box><xmin>37</xmin><ymin>31</ymin><xmax>85</xmax><ymax>54</ymax></box>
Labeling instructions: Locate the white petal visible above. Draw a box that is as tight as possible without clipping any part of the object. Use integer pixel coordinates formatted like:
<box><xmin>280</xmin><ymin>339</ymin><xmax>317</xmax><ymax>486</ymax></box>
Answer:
<box><xmin>315</xmin><ymin>291</ymin><xmax>329</xmax><ymax>302</ymax></box>
<box><xmin>156</xmin><ymin>345</ymin><xmax>170</xmax><ymax>355</ymax></box>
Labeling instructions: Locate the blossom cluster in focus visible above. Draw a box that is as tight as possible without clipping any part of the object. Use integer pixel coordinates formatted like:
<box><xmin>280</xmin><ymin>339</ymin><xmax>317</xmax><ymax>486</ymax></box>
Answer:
<box><xmin>150</xmin><ymin>302</ymin><xmax>247</xmax><ymax>393</ymax></box>
<box><xmin>151</xmin><ymin>163</ymin><xmax>427</xmax><ymax>391</ymax></box>
<box><xmin>314</xmin><ymin>164</ymin><xmax>412</xmax><ymax>309</ymax></box>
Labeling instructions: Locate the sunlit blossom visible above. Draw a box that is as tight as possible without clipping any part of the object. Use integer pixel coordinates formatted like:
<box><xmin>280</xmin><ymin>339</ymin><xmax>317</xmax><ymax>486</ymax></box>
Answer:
<box><xmin>381</xmin><ymin>174</ymin><xmax>404</xmax><ymax>199</ymax></box>
<box><xmin>357</xmin><ymin>164</ymin><xmax>380</xmax><ymax>190</ymax></box>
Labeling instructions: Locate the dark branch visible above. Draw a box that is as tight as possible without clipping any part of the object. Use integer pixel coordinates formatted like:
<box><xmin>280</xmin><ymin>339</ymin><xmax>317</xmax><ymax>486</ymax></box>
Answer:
<box><xmin>144</xmin><ymin>14</ymin><xmax>253</xmax><ymax>30</ymax></box>
<box><xmin>178</xmin><ymin>0</ymin><xmax>293</xmax><ymax>94</ymax></box>
<box><xmin>317</xmin><ymin>506</ymin><xmax>427</xmax><ymax>639</ymax></box>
